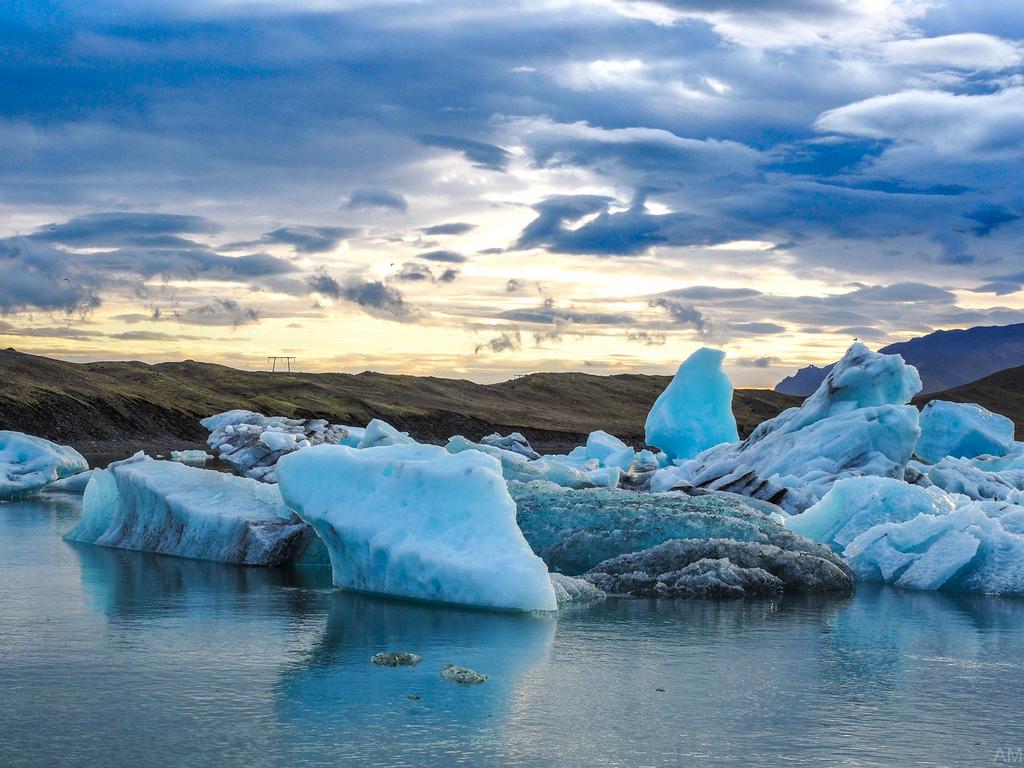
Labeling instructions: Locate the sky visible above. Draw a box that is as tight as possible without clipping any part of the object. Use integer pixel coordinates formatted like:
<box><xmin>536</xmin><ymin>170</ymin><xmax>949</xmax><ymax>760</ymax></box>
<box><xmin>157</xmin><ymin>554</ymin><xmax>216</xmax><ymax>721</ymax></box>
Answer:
<box><xmin>1</xmin><ymin>0</ymin><xmax>1023</xmax><ymax>385</ymax></box>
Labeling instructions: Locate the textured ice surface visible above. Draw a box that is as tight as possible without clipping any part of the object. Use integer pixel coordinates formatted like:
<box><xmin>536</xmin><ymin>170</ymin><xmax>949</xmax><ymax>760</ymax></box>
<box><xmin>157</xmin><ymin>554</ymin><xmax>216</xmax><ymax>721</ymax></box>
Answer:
<box><xmin>549</xmin><ymin>572</ymin><xmax>606</xmax><ymax>604</ymax></box>
<box><xmin>844</xmin><ymin>500</ymin><xmax>1024</xmax><ymax>595</ymax></box>
<box><xmin>645</xmin><ymin>347</ymin><xmax>739</xmax><ymax>461</ymax></box>
<box><xmin>653</xmin><ymin>343</ymin><xmax>922</xmax><ymax>513</ymax></box>
<box><xmin>509</xmin><ymin>480</ymin><xmax>845</xmax><ymax>579</ymax></box>
<box><xmin>910</xmin><ymin>456</ymin><xmax>1024</xmax><ymax>503</ymax></box>
<box><xmin>916</xmin><ymin>400</ymin><xmax>1015</xmax><ymax>464</ymax></box>
<box><xmin>66</xmin><ymin>459</ymin><xmax>318</xmax><ymax>565</ymax></box>
<box><xmin>583</xmin><ymin>538</ymin><xmax>852</xmax><ymax>598</ymax></box>
<box><xmin>277</xmin><ymin>443</ymin><xmax>557</xmax><ymax>612</ymax></box>
<box><xmin>202</xmin><ymin>410</ymin><xmax>352</xmax><ymax>483</ymax></box>
<box><xmin>790</xmin><ymin>477</ymin><xmax>957</xmax><ymax>552</ymax></box>
<box><xmin>0</xmin><ymin>431</ymin><xmax>89</xmax><ymax>501</ymax></box>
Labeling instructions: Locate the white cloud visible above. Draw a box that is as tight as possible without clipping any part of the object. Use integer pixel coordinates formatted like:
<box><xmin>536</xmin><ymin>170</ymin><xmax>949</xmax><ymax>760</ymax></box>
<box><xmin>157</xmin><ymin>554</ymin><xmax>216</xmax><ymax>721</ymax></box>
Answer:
<box><xmin>815</xmin><ymin>87</ymin><xmax>1024</xmax><ymax>156</ymax></box>
<box><xmin>884</xmin><ymin>33</ymin><xmax>1023</xmax><ymax>71</ymax></box>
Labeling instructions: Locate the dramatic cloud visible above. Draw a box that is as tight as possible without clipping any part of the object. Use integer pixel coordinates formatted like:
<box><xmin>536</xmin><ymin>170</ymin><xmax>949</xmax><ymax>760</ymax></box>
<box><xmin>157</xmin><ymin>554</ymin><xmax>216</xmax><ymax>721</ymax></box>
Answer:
<box><xmin>417</xmin><ymin>250</ymin><xmax>467</xmax><ymax>263</ymax></box>
<box><xmin>421</xmin><ymin>223</ymin><xmax>476</xmax><ymax>236</ymax></box>
<box><xmin>307</xmin><ymin>269</ymin><xmax>421</xmax><ymax>322</ymax></box>
<box><xmin>418</xmin><ymin>135</ymin><xmax>512</xmax><ymax>171</ymax></box>
<box><xmin>343</xmin><ymin>187</ymin><xmax>408</xmax><ymax>212</ymax></box>
<box><xmin>475</xmin><ymin>330</ymin><xmax>522</xmax><ymax>354</ymax></box>
<box><xmin>227</xmin><ymin>226</ymin><xmax>357</xmax><ymax>254</ymax></box>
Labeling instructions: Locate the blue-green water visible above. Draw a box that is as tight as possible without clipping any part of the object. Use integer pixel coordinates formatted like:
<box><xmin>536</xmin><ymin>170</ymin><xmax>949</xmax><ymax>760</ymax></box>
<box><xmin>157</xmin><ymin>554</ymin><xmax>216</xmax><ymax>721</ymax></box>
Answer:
<box><xmin>2</xmin><ymin>495</ymin><xmax>1024</xmax><ymax>767</ymax></box>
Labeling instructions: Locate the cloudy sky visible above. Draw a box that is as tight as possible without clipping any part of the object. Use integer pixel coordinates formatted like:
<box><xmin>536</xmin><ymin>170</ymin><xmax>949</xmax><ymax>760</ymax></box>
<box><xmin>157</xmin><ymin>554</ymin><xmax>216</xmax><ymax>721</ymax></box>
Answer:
<box><xmin>1</xmin><ymin>0</ymin><xmax>1023</xmax><ymax>384</ymax></box>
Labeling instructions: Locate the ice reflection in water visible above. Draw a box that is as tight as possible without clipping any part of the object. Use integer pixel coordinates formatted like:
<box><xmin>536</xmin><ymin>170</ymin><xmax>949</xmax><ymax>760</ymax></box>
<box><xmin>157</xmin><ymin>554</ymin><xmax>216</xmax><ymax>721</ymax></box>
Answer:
<box><xmin>1</xmin><ymin>495</ymin><xmax>1023</xmax><ymax>768</ymax></box>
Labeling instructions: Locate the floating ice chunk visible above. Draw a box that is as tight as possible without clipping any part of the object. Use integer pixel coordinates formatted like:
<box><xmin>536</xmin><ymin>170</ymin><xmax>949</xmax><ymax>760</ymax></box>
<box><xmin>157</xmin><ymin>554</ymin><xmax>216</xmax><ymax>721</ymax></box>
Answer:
<box><xmin>509</xmin><ymin>480</ymin><xmax>843</xmax><ymax>577</ymax></box>
<box><xmin>199</xmin><ymin>409</ymin><xmax>261</xmax><ymax>431</ymax></box>
<box><xmin>652</xmin><ymin>343</ymin><xmax>922</xmax><ymax>513</ymax></box>
<box><xmin>440</xmin><ymin>664</ymin><xmax>487</xmax><ymax>684</ymax></box>
<box><xmin>789</xmin><ymin>477</ymin><xmax>957</xmax><ymax>552</ymax></box>
<box><xmin>45</xmin><ymin>451</ymin><xmax>148</xmax><ymax>494</ymax></box>
<box><xmin>65</xmin><ymin>459</ymin><xmax>318</xmax><ymax>565</ymax></box>
<box><xmin>447</xmin><ymin>435</ymin><xmax>621</xmax><ymax>489</ymax></box>
<box><xmin>916</xmin><ymin>400</ymin><xmax>1016</xmax><ymax>464</ymax></box>
<box><xmin>371</xmin><ymin>652</ymin><xmax>422</xmax><ymax>667</ymax></box>
<box><xmin>338</xmin><ymin>426</ymin><xmax>366</xmax><ymax>447</ymax></box>
<box><xmin>582</xmin><ymin>538</ymin><xmax>852</xmax><ymax>598</ymax></box>
<box><xmin>356</xmin><ymin>418</ymin><xmax>416</xmax><ymax>449</ymax></box>
<box><xmin>549</xmin><ymin>572</ymin><xmax>606</xmax><ymax>605</ymax></box>
<box><xmin>644</xmin><ymin>347</ymin><xmax>739</xmax><ymax>461</ymax></box>
<box><xmin>276</xmin><ymin>444</ymin><xmax>557</xmax><ymax>612</ymax></box>
<box><xmin>479</xmin><ymin>432</ymin><xmax>540</xmax><ymax>460</ymax></box>
<box><xmin>170</xmin><ymin>449</ymin><xmax>214</xmax><ymax>465</ymax></box>
<box><xmin>0</xmin><ymin>431</ymin><xmax>89</xmax><ymax>501</ymax></box>
<box><xmin>446</xmin><ymin>434</ymin><xmax>530</xmax><ymax>474</ymax></box>
<box><xmin>844</xmin><ymin>501</ymin><xmax>1024</xmax><ymax>595</ymax></box>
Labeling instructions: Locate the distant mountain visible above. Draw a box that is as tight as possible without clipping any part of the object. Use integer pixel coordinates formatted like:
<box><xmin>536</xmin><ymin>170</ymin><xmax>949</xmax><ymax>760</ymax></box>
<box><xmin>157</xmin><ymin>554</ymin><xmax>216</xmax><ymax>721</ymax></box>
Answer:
<box><xmin>775</xmin><ymin>323</ymin><xmax>1024</xmax><ymax>396</ymax></box>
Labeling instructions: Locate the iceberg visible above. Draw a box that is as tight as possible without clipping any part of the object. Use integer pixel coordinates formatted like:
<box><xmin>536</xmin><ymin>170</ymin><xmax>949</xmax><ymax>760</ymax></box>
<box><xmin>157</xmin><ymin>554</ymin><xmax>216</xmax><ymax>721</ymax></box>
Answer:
<box><xmin>45</xmin><ymin>451</ymin><xmax>148</xmax><ymax>494</ymax></box>
<box><xmin>915</xmin><ymin>400</ymin><xmax>1015</xmax><ymax>464</ymax></box>
<box><xmin>653</xmin><ymin>343</ymin><xmax>922</xmax><ymax>513</ymax></box>
<box><xmin>509</xmin><ymin>480</ymin><xmax>849</xmax><ymax>588</ymax></box>
<box><xmin>65</xmin><ymin>458</ymin><xmax>319</xmax><ymax>566</ymax></box>
<box><xmin>549</xmin><ymin>572</ymin><xmax>606</xmax><ymax>605</ymax></box>
<box><xmin>0</xmin><ymin>431</ymin><xmax>89</xmax><ymax>501</ymax></box>
<box><xmin>201</xmin><ymin>410</ymin><xmax>353</xmax><ymax>483</ymax></box>
<box><xmin>583</xmin><ymin>538</ymin><xmax>853</xmax><ymax>598</ymax></box>
<box><xmin>789</xmin><ymin>476</ymin><xmax>957</xmax><ymax>552</ymax></box>
<box><xmin>844</xmin><ymin>500</ymin><xmax>1024</xmax><ymax>595</ymax></box>
<box><xmin>644</xmin><ymin>347</ymin><xmax>739</xmax><ymax>461</ymax></box>
<box><xmin>276</xmin><ymin>443</ymin><xmax>558</xmax><ymax>612</ymax></box>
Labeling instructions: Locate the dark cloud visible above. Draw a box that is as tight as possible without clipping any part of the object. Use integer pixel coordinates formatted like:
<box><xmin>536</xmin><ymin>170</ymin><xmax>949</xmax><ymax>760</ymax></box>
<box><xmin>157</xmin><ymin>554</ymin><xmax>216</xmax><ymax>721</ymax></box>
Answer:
<box><xmin>421</xmin><ymin>222</ymin><xmax>476</xmax><ymax>236</ymax></box>
<box><xmin>498</xmin><ymin>304</ymin><xmax>635</xmax><ymax>326</ymax></box>
<box><xmin>626</xmin><ymin>329</ymin><xmax>667</xmax><ymax>345</ymax></box>
<box><xmin>418</xmin><ymin>134</ymin><xmax>512</xmax><ymax>171</ymax></box>
<box><xmin>307</xmin><ymin>269</ymin><xmax>420</xmax><ymax>322</ymax></box>
<box><xmin>438</xmin><ymin>268</ymin><xmax>459</xmax><ymax>283</ymax></box>
<box><xmin>735</xmin><ymin>355</ymin><xmax>782</xmax><ymax>368</ymax></box>
<box><xmin>391</xmin><ymin>263</ymin><xmax>436</xmax><ymax>282</ymax></box>
<box><xmin>475</xmin><ymin>330</ymin><xmax>522</xmax><ymax>354</ymax></box>
<box><xmin>417</xmin><ymin>250</ymin><xmax>467</xmax><ymax>263</ymax></box>
<box><xmin>30</xmin><ymin>212</ymin><xmax>221</xmax><ymax>247</ymax></box>
<box><xmin>648</xmin><ymin>297</ymin><xmax>709</xmax><ymax>334</ymax></box>
<box><xmin>174</xmin><ymin>299</ymin><xmax>260</xmax><ymax>327</ymax></box>
<box><xmin>343</xmin><ymin>187</ymin><xmax>408</xmax><ymax>212</ymax></box>
<box><xmin>226</xmin><ymin>225</ymin><xmax>357</xmax><ymax>254</ymax></box>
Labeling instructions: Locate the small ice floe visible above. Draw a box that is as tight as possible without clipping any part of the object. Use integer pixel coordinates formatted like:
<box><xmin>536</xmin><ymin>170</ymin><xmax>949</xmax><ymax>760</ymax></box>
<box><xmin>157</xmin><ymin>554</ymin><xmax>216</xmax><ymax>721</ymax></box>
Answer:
<box><xmin>0</xmin><ymin>431</ymin><xmax>88</xmax><ymax>501</ymax></box>
<box><xmin>170</xmin><ymin>449</ymin><xmax>214</xmax><ymax>466</ymax></box>
<box><xmin>371</xmin><ymin>652</ymin><xmax>423</xmax><ymax>667</ymax></box>
<box><xmin>440</xmin><ymin>664</ymin><xmax>487</xmax><ymax>684</ymax></box>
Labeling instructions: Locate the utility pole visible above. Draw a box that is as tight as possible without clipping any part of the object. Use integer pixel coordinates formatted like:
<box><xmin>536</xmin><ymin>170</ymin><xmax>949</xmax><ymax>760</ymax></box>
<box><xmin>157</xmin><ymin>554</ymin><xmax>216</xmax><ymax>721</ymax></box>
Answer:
<box><xmin>267</xmin><ymin>356</ymin><xmax>296</xmax><ymax>373</ymax></box>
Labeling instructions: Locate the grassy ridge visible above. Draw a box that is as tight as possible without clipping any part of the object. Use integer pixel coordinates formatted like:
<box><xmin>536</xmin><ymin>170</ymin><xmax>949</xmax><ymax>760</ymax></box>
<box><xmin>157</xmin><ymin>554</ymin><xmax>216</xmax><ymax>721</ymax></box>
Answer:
<box><xmin>0</xmin><ymin>348</ymin><xmax>800</xmax><ymax>454</ymax></box>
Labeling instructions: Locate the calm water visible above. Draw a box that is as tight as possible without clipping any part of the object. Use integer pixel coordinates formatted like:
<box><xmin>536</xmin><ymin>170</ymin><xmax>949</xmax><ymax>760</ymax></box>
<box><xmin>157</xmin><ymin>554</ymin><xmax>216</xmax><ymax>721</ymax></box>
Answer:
<box><xmin>2</xmin><ymin>495</ymin><xmax>1024</xmax><ymax>767</ymax></box>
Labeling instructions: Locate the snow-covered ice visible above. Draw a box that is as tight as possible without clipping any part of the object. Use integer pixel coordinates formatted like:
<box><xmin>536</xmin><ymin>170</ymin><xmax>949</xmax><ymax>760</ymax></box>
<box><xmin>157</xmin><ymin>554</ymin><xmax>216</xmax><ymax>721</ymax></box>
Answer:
<box><xmin>65</xmin><ymin>458</ymin><xmax>319</xmax><ymax>565</ymax></box>
<box><xmin>276</xmin><ymin>443</ymin><xmax>558</xmax><ymax>612</ymax></box>
<box><xmin>915</xmin><ymin>400</ymin><xmax>1015</xmax><ymax>464</ymax></box>
<box><xmin>652</xmin><ymin>343</ymin><xmax>922</xmax><ymax>513</ymax></box>
<box><xmin>644</xmin><ymin>347</ymin><xmax>739</xmax><ymax>461</ymax></box>
<box><xmin>912</xmin><ymin>456</ymin><xmax>1024</xmax><ymax>502</ymax></box>
<box><xmin>0</xmin><ymin>431</ymin><xmax>89</xmax><ymax>501</ymax></box>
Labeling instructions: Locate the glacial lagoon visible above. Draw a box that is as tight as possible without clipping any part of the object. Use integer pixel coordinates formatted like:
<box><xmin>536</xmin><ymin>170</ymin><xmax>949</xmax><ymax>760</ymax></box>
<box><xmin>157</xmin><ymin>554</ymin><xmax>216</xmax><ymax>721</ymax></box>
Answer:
<box><xmin>3</xmin><ymin>494</ymin><xmax>1024</xmax><ymax>768</ymax></box>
